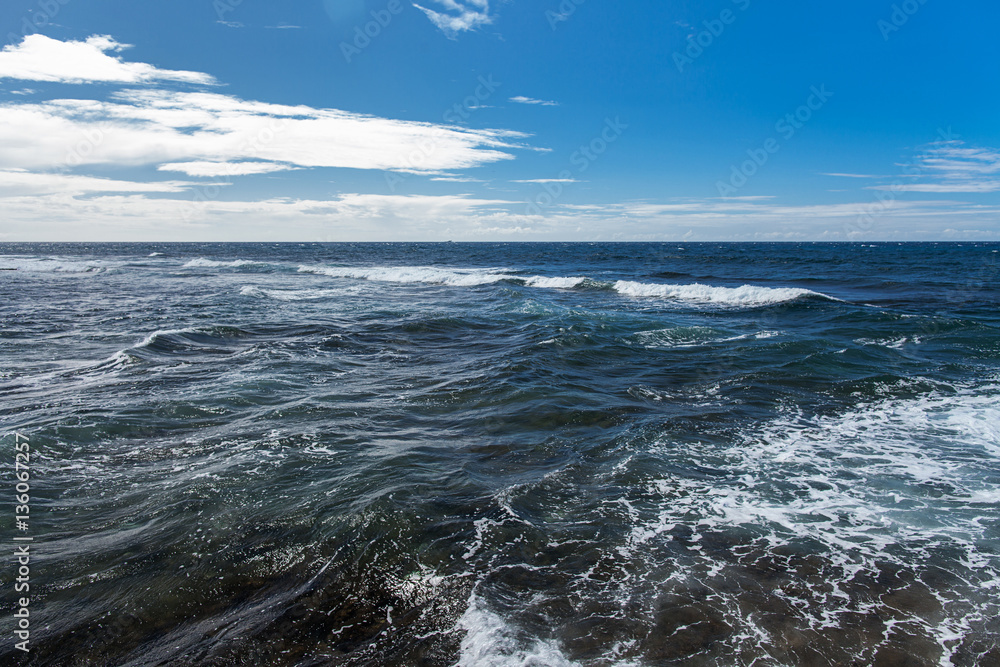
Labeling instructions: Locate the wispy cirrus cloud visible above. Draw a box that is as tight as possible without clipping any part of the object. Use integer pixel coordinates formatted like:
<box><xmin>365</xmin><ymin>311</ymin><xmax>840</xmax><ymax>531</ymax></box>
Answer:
<box><xmin>0</xmin><ymin>169</ymin><xmax>198</xmax><ymax>196</ymax></box>
<box><xmin>884</xmin><ymin>182</ymin><xmax>1000</xmax><ymax>193</ymax></box>
<box><xmin>413</xmin><ymin>0</ymin><xmax>494</xmax><ymax>38</ymax></box>
<box><xmin>510</xmin><ymin>96</ymin><xmax>559</xmax><ymax>107</ymax></box>
<box><xmin>0</xmin><ymin>34</ymin><xmax>216</xmax><ymax>85</ymax></box>
<box><xmin>921</xmin><ymin>143</ymin><xmax>1000</xmax><ymax>177</ymax></box>
<box><xmin>869</xmin><ymin>140</ymin><xmax>1000</xmax><ymax>193</ymax></box>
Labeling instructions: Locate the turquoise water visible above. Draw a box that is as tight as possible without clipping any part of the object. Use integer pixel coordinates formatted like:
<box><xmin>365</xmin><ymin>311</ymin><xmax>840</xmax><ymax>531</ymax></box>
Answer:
<box><xmin>1</xmin><ymin>242</ymin><xmax>998</xmax><ymax>665</ymax></box>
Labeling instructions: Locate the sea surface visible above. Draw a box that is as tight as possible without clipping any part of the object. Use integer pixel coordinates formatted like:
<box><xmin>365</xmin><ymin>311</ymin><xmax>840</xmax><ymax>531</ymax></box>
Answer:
<box><xmin>1</xmin><ymin>242</ymin><xmax>998</xmax><ymax>667</ymax></box>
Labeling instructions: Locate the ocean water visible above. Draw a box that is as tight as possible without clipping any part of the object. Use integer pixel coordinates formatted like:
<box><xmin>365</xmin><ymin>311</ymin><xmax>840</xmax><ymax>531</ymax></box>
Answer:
<box><xmin>1</xmin><ymin>242</ymin><xmax>998</xmax><ymax>667</ymax></box>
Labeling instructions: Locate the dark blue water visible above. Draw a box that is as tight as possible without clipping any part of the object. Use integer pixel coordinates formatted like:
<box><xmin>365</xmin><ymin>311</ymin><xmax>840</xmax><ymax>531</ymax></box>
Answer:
<box><xmin>1</xmin><ymin>242</ymin><xmax>998</xmax><ymax>666</ymax></box>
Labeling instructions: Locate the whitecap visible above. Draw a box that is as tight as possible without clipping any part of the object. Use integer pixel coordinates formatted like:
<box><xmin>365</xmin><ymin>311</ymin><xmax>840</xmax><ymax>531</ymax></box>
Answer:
<box><xmin>613</xmin><ymin>280</ymin><xmax>831</xmax><ymax>307</ymax></box>
<box><xmin>183</xmin><ymin>258</ymin><xmax>264</xmax><ymax>269</ymax></box>
<box><xmin>523</xmin><ymin>276</ymin><xmax>588</xmax><ymax>289</ymax></box>
<box><xmin>298</xmin><ymin>265</ymin><xmax>513</xmax><ymax>287</ymax></box>
<box><xmin>0</xmin><ymin>257</ymin><xmax>111</xmax><ymax>273</ymax></box>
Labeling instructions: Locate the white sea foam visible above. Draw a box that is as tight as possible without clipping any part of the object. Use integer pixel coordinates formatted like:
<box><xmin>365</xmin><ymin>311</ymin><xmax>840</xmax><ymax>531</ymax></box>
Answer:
<box><xmin>298</xmin><ymin>264</ymin><xmax>588</xmax><ymax>289</ymax></box>
<box><xmin>183</xmin><ymin>258</ymin><xmax>266</xmax><ymax>269</ymax></box>
<box><xmin>634</xmin><ymin>327</ymin><xmax>786</xmax><ymax>349</ymax></box>
<box><xmin>640</xmin><ymin>384</ymin><xmax>1000</xmax><ymax>555</ymax></box>
<box><xmin>455</xmin><ymin>594</ymin><xmax>580</xmax><ymax>667</ymax></box>
<box><xmin>855</xmin><ymin>336</ymin><xmax>921</xmax><ymax>349</ymax></box>
<box><xmin>474</xmin><ymin>381</ymin><xmax>1000</xmax><ymax>664</ymax></box>
<box><xmin>523</xmin><ymin>276</ymin><xmax>588</xmax><ymax>289</ymax></box>
<box><xmin>298</xmin><ymin>264</ymin><xmax>513</xmax><ymax>287</ymax></box>
<box><xmin>747</xmin><ymin>330</ymin><xmax>782</xmax><ymax>339</ymax></box>
<box><xmin>239</xmin><ymin>285</ymin><xmax>348</xmax><ymax>301</ymax></box>
<box><xmin>610</xmin><ymin>382</ymin><xmax>1000</xmax><ymax>657</ymax></box>
<box><xmin>634</xmin><ymin>327</ymin><xmax>720</xmax><ymax>349</ymax></box>
<box><xmin>385</xmin><ymin>566</ymin><xmax>447</xmax><ymax>607</ymax></box>
<box><xmin>613</xmin><ymin>280</ymin><xmax>828</xmax><ymax>307</ymax></box>
<box><xmin>297</xmin><ymin>265</ymin><xmax>824</xmax><ymax>309</ymax></box>
<box><xmin>0</xmin><ymin>257</ymin><xmax>111</xmax><ymax>273</ymax></box>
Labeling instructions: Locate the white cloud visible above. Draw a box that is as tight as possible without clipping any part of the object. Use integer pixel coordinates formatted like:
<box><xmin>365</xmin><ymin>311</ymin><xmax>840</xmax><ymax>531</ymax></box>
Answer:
<box><xmin>0</xmin><ymin>34</ymin><xmax>539</xmax><ymax>241</ymax></box>
<box><xmin>0</xmin><ymin>88</ymin><xmax>525</xmax><ymax>173</ymax></box>
<box><xmin>157</xmin><ymin>161</ymin><xmax>298</xmax><ymax>177</ymax></box>
<box><xmin>0</xmin><ymin>191</ymin><xmax>532</xmax><ymax>240</ymax></box>
<box><xmin>0</xmin><ymin>35</ymin><xmax>216</xmax><ymax>85</ymax></box>
<box><xmin>510</xmin><ymin>96</ymin><xmax>559</xmax><ymax>107</ymax></box>
<box><xmin>3</xmin><ymin>186</ymin><xmax>997</xmax><ymax>242</ymax></box>
<box><xmin>1</xmin><ymin>35</ymin><xmax>994</xmax><ymax>242</ymax></box>
<box><xmin>413</xmin><ymin>0</ymin><xmax>493</xmax><ymax>37</ymax></box>
<box><xmin>0</xmin><ymin>169</ymin><xmax>197</xmax><ymax>196</ymax></box>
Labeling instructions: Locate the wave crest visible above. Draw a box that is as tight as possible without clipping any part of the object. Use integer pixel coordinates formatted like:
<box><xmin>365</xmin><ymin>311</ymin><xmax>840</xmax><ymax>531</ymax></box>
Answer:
<box><xmin>298</xmin><ymin>265</ymin><xmax>513</xmax><ymax>287</ymax></box>
<box><xmin>613</xmin><ymin>280</ymin><xmax>829</xmax><ymax>306</ymax></box>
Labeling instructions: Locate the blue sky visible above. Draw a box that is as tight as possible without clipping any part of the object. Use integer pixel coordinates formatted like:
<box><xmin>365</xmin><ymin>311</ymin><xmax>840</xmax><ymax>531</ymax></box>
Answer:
<box><xmin>1</xmin><ymin>0</ymin><xmax>998</xmax><ymax>241</ymax></box>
